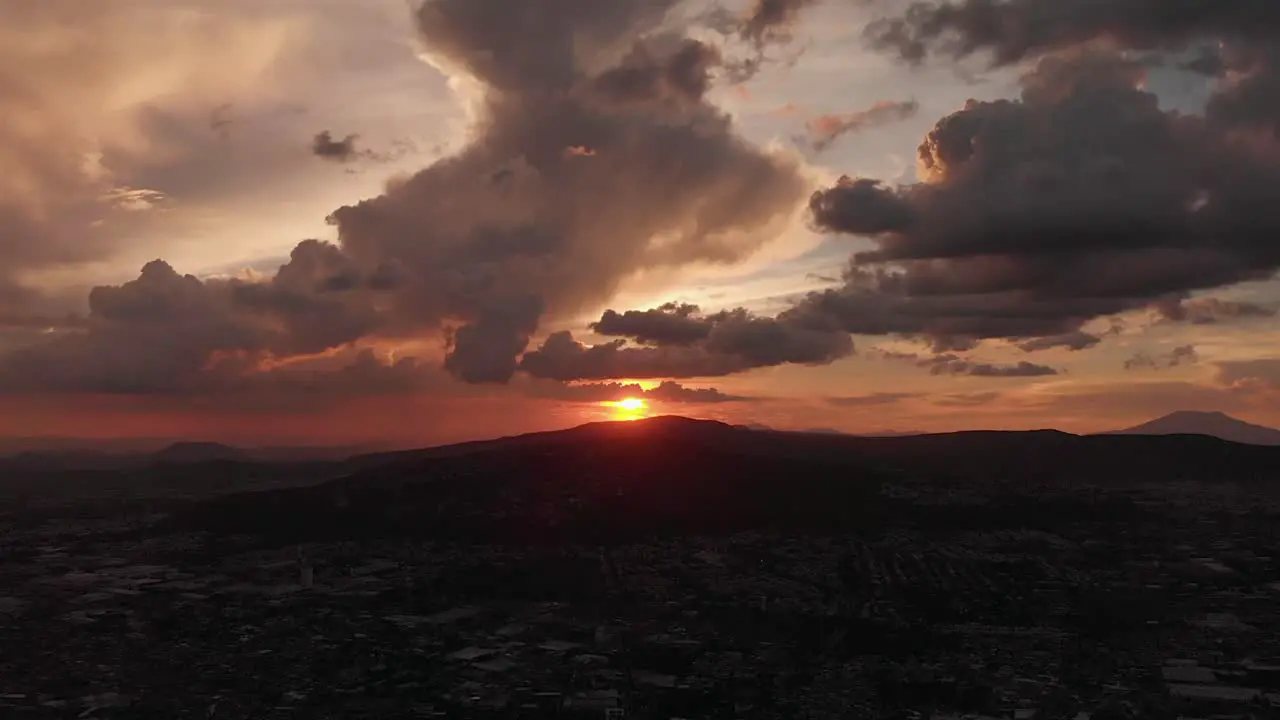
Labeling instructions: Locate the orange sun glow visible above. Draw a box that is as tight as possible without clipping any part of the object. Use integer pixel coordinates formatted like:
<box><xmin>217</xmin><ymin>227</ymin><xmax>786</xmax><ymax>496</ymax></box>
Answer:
<box><xmin>601</xmin><ymin>396</ymin><xmax>650</xmax><ymax>421</ymax></box>
<box><xmin>616</xmin><ymin>397</ymin><xmax>646</xmax><ymax>411</ymax></box>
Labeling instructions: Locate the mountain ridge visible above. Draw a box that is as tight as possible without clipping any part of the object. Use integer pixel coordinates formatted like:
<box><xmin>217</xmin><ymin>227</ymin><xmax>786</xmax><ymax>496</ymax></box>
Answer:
<box><xmin>161</xmin><ymin>415</ymin><xmax>1280</xmax><ymax>545</ymax></box>
<box><xmin>1110</xmin><ymin>410</ymin><xmax>1280</xmax><ymax>446</ymax></box>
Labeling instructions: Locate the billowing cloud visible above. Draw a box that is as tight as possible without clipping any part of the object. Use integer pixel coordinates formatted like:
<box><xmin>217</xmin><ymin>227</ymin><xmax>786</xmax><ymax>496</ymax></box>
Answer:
<box><xmin>864</xmin><ymin>1</ymin><xmax>1280</xmax><ymax>136</ymax></box>
<box><xmin>0</xmin><ymin>242</ymin><xmax>394</xmax><ymax>395</ymax></box>
<box><xmin>317</xmin><ymin>0</ymin><xmax>809</xmax><ymax>383</ymax></box>
<box><xmin>0</xmin><ymin>0</ymin><xmax>810</xmax><ymax>394</ymax></box>
<box><xmin>591</xmin><ymin>302</ymin><xmax>712</xmax><ymax>346</ymax></box>
<box><xmin>793</xmin><ymin>45</ymin><xmax>1280</xmax><ymax>352</ymax></box>
<box><xmin>520</xmin><ymin>303</ymin><xmax>853</xmax><ymax>381</ymax></box>
<box><xmin>804</xmin><ymin>100</ymin><xmax>920</xmax><ymax>152</ymax></box>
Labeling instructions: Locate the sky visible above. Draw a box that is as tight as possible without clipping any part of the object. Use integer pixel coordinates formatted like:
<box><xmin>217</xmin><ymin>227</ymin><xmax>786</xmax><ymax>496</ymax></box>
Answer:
<box><xmin>2</xmin><ymin>0</ymin><xmax>1280</xmax><ymax>448</ymax></box>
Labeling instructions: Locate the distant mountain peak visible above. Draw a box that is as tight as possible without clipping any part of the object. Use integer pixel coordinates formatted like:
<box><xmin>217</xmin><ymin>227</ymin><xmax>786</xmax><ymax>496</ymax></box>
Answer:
<box><xmin>1165</xmin><ymin>409</ymin><xmax>1230</xmax><ymax>419</ymax></box>
<box><xmin>1112</xmin><ymin>411</ymin><xmax>1280</xmax><ymax>446</ymax></box>
<box><xmin>153</xmin><ymin>441</ymin><xmax>249</xmax><ymax>464</ymax></box>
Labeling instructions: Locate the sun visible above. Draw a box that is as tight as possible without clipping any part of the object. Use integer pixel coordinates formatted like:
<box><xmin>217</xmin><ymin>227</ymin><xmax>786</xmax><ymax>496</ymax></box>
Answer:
<box><xmin>601</xmin><ymin>396</ymin><xmax>651</xmax><ymax>422</ymax></box>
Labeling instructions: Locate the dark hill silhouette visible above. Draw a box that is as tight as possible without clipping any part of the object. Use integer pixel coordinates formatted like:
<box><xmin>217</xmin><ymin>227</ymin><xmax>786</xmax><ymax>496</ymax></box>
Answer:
<box><xmin>161</xmin><ymin>416</ymin><xmax>1280</xmax><ymax>546</ymax></box>
<box><xmin>151</xmin><ymin>442</ymin><xmax>252</xmax><ymax>465</ymax></box>
<box><xmin>1110</xmin><ymin>410</ymin><xmax>1280</xmax><ymax>446</ymax></box>
<box><xmin>4</xmin><ymin>449</ymin><xmax>136</xmax><ymax>473</ymax></box>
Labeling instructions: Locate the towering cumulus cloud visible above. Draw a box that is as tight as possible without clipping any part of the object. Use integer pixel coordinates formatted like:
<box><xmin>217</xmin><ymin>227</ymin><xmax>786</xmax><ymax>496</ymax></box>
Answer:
<box><xmin>331</xmin><ymin>0</ymin><xmax>807</xmax><ymax>382</ymax></box>
<box><xmin>568</xmin><ymin>0</ymin><xmax>1280</xmax><ymax>366</ymax></box>
<box><xmin>0</xmin><ymin>0</ymin><xmax>808</xmax><ymax>394</ymax></box>
<box><xmin>781</xmin><ymin>1</ymin><xmax>1280</xmax><ymax>353</ymax></box>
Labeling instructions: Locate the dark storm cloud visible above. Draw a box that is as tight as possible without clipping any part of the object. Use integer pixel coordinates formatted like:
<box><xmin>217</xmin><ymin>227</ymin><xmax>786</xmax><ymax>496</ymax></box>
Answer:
<box><xmin>794</xmin><ymin>45</ymin><xmax>1280</xmax><ymax>351</ymax></box>
<box><xmin>538</xmin><ymin>379</ymin><xmax>752</xmax><ymax>404</ymax></box>
<box><xmin>863</xmin><ymin>0</ymin><xmax>1280</xmax><ymax>67</ymax></box>
<box><xmin>1</xmin><ymin>0</ymin><xmax>809</xmax><ymax>395</ymax></box>
<box><xmin>804</xmin><ymin>100</ymin><xmax>920</xmax><ymax>152</ymax></box>
<box><xmin>591</xmin><ymin>302</ymin><xmax>712</xmax><ymax>345</ymax></box>
<box><xmin>864</xmin><ymin>0</ymin><xmax>1280</xmax><ymax>137</ymax></box>
<box><xmin>520</xmin><ymin>303</ymin><xmax>852</xmax><ymax>381</ymax></box>
<box><xmin>808</xmin><ymin>178</ymin><xmax>915</xmax><ymax>235</ymax></box>
<box><xmin>1124</xmin><ymin>344</ymin><xmax>1198</xmax><ymax>371</ymax></box>
<box><xmin>592</xmin><ymin>37</ymin><xmax>723</xmax><ymax>106</ymax></box>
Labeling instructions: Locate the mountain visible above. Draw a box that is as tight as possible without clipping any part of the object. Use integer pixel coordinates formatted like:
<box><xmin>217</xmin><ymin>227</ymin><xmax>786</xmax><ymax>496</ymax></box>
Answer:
<box><xmin>1111</xmin><ymin>411</ymin><xmax>1280</xmax><ymax>446</ymax></box>
<box><xmin>161</xmin><ymin>416</ymin><xmax>1280</xmax><ymax>546</ymax></box>
<box><xmin>151</xmin><ymin>442</ymin><xmax>252</xmax><ymax>465</ymax></box>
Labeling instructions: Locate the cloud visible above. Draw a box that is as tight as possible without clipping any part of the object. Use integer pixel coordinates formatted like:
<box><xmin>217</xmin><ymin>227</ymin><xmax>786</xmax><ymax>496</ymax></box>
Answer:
<box><xmin>520</xmin><ymin>302</ymin><xmax>853</xmax><ymax>381</ymax></box>
<box><xmin>1123</xmin><ymin>344</ymin><xmax>1199</xmax><ymax>371</ymax></box>
<box><xmin>921</xmin><ymin>355</ymin><xmax>1060</xmax><ymax>377</ymax></box>
<box><xmin>312</xmin><ymin>131</ymin><xmax>360</xmax><ymax>162</ymax></box>
<box><xmin>537</xmin><ymin>379</ymin><xmax>752</xmax><ymax>404</ymax></box>
<box><xmin>804</xmin><ymin>100</ymin><xmax>920</xmax><ymax>152</ymax></box>
<box><xmin>591</xmin><ymin>37</ymin><xmax>723</xmax><ymax>106</ymax></box>
<box><xmin>312</xmin><ymin>131</ymin><xmax>422</xmax><ymax>168</ymax></box>
<box><xmin>805</xmin><ymin>272</ymin><xmax>840</xmax><ymax>284</ymax></box>
<box><xmin>865</xmin><ymin>1</ymin><xmax>1280</xmax><ymax>139</ymax></box>
<box><xmin>1</xmin><ymin>0</ymin><xmax>810</xmax><ymax>395</ymax></box>
<box><xmin>740</xmin><ymin>0</ymin><xmax>822</xmax><ymax>49</ymax></box>
<box><xmin>826</xmin><ymin>392</ymin><xmax>918</xmax><ymax>407</ymax></box>
<box><xmin>324</xmin><ymin>0</ymin><xmax>808</xmax><ymax>383</ymax></box>
<box><xmin>932</xmin><ymin>391</ymin><xmax>1000</xmax><ymax>407</ymax></box>
<box><xmin>870</xmin><ymin>347</ymin><xmax>1059</xmax><ymax>377</ymax></box>
<box><xmin>1016</xmin><ymin>331</ymin><xmax>1102</xmax><ymax>353</ymax></box>
<box><xmin>1154</xmin><ymin>296</ymin><xmax>1277</xmax><ymax>324</ymax></box>
<box><xmin>792</xmin><ymin>46</ymin><xmax>1280</xmax><ymax>352</ymax></box>
<box><xmin>591</xmin><ymin>302</ymin><xmax>712</xmax><ymax>345</ymax></box>
<box><xmin>864</xmin><ymin>0</ymin><xmax>1280</xmax><ymax>68</ymax></box>
<box><xmin>703</xmin><ymin>0</ymin><xmax>823</xmax><ymax>84</ymax></box>
<box><xmin>1216</xmin><ymin>357</ymin><xmax>1280</xmax><ymax>391</ymax></box>
<box><xmin>0</xmin><ymin>1</ymin><xmax>296</xmax><ymax>318</ymax></box>
<box><xmin>0</xmin><ymin>243</ymin><xmax>396</xmax><ymax>395</ymax></box>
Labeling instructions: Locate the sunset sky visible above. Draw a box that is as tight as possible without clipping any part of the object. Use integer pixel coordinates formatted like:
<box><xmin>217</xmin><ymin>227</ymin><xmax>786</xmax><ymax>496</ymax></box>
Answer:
<box><xmin>2</xmin><ymin>0</ymin><xmax>1279</xmax><ymax>448</ymax></box>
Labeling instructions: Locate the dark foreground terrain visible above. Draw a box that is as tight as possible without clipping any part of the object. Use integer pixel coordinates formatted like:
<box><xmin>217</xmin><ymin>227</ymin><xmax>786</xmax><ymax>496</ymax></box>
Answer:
<box><xmin>4</xmin><ymin>416</ymin><xmax>1280</xmax><ymax>719</ymax></box>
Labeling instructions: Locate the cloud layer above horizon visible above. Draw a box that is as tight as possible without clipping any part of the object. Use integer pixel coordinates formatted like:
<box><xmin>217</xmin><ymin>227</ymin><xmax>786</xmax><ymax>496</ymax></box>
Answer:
<box><xmin>2</xmin><ymin>0</ymin><xmax>1279</xmax><ymax>439</ymax></box>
